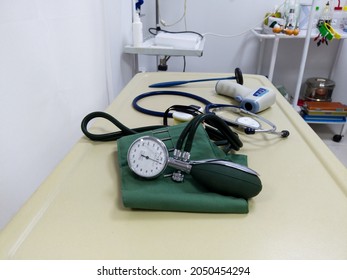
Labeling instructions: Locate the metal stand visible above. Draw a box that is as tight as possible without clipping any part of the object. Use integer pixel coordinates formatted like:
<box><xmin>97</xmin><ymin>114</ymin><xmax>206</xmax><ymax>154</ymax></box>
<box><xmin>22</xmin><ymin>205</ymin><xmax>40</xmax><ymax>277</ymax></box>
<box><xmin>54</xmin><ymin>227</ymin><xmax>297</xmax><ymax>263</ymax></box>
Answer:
<box><xmin>251</xmin><ymin>0</ymin><xmax>347</xmax><ymax>142</ymax></box>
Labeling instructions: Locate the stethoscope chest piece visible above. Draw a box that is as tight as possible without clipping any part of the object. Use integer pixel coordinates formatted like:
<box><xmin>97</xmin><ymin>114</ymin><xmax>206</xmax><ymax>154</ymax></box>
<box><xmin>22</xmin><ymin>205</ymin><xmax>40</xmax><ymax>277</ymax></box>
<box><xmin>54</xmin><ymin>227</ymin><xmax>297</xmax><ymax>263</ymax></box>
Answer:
<box><xmin>236</xmin><ymin>117</ymin><xmax>261</xmax><ymax>129</ymax></box>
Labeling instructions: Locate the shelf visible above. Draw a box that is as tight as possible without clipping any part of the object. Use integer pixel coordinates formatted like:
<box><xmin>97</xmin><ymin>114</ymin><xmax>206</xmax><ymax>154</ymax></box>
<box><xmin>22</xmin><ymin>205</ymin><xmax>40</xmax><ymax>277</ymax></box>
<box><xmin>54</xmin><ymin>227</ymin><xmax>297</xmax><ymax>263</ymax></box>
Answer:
<box><xmin>302</xmin><ymin>115</ymin><xmax>347</xmax><ymax>123</ymax></box>
<box><xmin>302</xmin><ymin>114</ymin><xmax>346</xmax><ymax>142</ymax></box>
<box><xmin>124</xmin><ymin>37</ymin><xmax>205</xmax><ymax>57</ymax></box>
<box><xmin>252</xmin><ymin>25</ymin><xmax>347</xmax><ymax>101</ymax></box>
<box><xmin>252</xmin><ymin>15</ymin><xmax>347</xmax><ymax>142</ymax></box>
<box><xmin>252</xmin><ymin>26</ymin><xmax>347</xmax><ymax>40</ymax></box>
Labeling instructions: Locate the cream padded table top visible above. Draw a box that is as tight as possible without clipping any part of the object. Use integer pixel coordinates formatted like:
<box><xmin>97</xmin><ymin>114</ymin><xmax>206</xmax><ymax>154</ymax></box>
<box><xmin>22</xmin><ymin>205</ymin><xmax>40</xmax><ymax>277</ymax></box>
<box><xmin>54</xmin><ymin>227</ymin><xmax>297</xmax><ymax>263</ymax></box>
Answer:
<box><xmin>1</xmin><ymin>73</ymin><xmax>346</xmax><ymax>260</ymax></box>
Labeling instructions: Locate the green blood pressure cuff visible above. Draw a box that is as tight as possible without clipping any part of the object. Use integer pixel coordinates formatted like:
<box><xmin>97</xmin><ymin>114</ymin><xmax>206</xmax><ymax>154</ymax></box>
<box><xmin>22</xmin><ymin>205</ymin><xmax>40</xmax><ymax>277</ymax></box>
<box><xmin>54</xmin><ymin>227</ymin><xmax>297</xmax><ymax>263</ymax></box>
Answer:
<box><xmin>117</xmin><ymin>123</ymin><xmax>250</xmax><ymax>213</ymax></box>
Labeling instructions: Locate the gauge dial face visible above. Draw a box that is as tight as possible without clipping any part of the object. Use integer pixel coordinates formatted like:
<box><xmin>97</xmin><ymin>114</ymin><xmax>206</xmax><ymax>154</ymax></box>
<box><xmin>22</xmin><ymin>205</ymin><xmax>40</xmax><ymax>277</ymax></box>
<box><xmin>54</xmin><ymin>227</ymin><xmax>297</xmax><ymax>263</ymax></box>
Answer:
<box><xmin>127</xmin><ymin>136</ymin><xmax>169</xmax><ymax>179</ymax></box>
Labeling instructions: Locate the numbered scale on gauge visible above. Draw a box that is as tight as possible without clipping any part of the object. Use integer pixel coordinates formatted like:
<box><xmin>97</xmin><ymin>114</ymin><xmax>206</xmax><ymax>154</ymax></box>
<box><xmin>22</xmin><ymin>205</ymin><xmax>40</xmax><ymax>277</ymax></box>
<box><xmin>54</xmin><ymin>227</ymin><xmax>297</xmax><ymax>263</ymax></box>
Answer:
<box><xmin>127</xmin><ymin>136</ymin><xmax>169</xmax><ymax>178</ymax></box>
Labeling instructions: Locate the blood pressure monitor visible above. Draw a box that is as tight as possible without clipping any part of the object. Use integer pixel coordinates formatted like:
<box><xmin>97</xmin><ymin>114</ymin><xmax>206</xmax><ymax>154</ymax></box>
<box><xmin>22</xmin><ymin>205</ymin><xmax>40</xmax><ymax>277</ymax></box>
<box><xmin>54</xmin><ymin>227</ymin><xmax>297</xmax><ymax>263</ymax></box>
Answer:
<box><xmin>126</xmin><ymin>134</ymin><xmax>262</xmax><ymax>199</ymax></box>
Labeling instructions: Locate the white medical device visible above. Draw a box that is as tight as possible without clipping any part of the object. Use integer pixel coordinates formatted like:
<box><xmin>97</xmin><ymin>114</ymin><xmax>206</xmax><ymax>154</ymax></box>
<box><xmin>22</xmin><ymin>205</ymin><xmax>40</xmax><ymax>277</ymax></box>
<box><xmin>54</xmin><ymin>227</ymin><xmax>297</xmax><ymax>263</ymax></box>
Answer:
<box><xmin>215</xmin><ymin>80</ymin><xmax>276</xmax><ymax>113</ymax></box>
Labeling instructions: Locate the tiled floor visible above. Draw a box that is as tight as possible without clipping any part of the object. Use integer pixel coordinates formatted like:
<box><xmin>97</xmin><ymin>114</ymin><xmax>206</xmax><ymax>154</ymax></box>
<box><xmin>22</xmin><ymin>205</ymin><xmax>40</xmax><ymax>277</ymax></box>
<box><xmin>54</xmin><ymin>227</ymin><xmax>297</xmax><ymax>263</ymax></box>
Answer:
<box><xmin>309</xmin><ymin>123</ymin><xmax>347</xmax><ymax>167</ymax></box>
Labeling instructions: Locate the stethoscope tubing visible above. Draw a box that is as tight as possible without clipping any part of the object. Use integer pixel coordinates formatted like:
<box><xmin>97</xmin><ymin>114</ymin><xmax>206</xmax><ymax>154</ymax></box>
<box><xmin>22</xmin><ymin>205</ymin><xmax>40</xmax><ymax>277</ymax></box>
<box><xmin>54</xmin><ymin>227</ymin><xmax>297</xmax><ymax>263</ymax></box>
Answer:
<box><xmin>132</xmin><ymin>91</ymin><xmax>212</xmax><ymax>117</ymax></box>
<box><xmin>148</xmin><ymin>67</ymin><xmax>244</xmax><ymax>88</ymax></box>
<box><xmin>132</xmin><ymin>91</ymin><xmax>289</xmax><ymax>138</ymax></box>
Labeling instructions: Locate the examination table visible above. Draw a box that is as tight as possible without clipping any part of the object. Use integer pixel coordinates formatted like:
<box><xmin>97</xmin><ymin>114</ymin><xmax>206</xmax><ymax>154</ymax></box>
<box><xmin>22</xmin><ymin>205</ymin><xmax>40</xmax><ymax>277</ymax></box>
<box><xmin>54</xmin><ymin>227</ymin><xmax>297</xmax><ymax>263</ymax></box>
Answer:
<box><xmin>0</xmin><ymin>73</ymin><xmax>346</xmax><ymax>259</ymax></box>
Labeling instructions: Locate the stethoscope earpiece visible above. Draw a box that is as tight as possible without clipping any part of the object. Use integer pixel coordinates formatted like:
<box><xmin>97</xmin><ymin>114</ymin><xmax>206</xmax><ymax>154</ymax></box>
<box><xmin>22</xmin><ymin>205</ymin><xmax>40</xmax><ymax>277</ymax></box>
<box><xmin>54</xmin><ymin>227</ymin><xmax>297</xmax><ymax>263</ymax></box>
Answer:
<box><xmin>280</xmin><ymin>130</ymin><xmax>290</xmax><ymax>138</ymax></box>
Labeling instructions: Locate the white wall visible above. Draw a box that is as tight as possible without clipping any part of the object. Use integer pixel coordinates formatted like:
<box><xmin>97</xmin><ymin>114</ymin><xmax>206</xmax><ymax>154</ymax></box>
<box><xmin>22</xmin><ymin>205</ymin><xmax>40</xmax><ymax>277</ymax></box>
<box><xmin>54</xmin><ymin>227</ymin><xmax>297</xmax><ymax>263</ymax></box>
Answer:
<box><xmin>138</xmin><ymin>0</ymin><xmax>347</xmax><ymax>104</ymax></box>
<box><xmin>0</xmin><ymin>0</ymin><xmax>133</xmax><ymax>230</ymax></box>
<box><xmin>138</xmin><ymin>0</ymin><xmax>275</xmax><ymax>73</ymax></box>
<box><xmin>104</xmin><ymin>0</ymin><xmax>133</xmax><ymax>99</ymax></box>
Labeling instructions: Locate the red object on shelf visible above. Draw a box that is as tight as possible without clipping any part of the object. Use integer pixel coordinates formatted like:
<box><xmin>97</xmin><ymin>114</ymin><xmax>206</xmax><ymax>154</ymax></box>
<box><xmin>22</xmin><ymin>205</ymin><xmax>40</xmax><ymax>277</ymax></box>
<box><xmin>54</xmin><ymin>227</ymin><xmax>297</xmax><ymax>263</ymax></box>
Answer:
<box><xmin>297</xmin><ymin>99</ymin><xmax>305</xmax><ymax>107</ymax></box>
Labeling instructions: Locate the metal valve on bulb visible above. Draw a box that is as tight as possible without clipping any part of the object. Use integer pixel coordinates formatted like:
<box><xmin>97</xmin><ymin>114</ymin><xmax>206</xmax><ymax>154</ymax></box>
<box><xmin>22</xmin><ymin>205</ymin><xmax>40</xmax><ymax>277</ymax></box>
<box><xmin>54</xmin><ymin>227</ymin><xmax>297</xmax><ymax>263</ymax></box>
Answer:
<box><xmin>215</xmin><ymin>81</ymin><xmax>276</xmax><ymax>113</ymax></box>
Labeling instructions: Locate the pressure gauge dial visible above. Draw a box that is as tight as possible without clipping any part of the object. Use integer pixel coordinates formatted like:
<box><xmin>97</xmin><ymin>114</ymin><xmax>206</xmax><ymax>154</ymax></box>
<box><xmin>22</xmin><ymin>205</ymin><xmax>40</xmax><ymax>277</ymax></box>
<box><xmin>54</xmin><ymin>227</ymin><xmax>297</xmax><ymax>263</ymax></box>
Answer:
<box><xmin>127</xmin><ymin>136</ymin><xmax>169</xmax><ymax>179</ymax></box>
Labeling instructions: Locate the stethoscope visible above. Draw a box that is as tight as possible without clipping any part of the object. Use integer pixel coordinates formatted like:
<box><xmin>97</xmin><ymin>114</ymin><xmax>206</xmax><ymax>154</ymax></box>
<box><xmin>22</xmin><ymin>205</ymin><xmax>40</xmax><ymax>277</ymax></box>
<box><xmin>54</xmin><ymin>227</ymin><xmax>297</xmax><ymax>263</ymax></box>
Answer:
<box><xmin>205</xmin><ymin>104</ymin><xmax>290</xmax><ymax>137</ymax></box>
<box><xmin>132</xmin><ymin>91</ymin><xmax>290</xmax><ymax>138</ymax></box>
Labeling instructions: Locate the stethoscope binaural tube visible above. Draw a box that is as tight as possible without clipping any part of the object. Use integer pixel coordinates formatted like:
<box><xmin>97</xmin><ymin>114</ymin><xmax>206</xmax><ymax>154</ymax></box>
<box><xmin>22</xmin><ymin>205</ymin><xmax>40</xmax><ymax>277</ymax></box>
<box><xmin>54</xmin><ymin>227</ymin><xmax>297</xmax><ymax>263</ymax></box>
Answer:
<box><xmin>148</xmin><ymin>68</ymin><xmax>244</xmax><ymax>88</ymax></box>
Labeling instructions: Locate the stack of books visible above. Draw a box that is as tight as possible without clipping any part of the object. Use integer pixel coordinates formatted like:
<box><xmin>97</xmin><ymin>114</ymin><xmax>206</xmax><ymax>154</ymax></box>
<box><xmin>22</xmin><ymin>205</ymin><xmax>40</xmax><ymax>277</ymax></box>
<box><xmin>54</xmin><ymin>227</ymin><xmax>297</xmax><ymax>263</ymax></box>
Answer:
<box><xmin>301</xmin><ymin>101</ymin><xmax>347</xmax><ymax>122</ymax></box>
